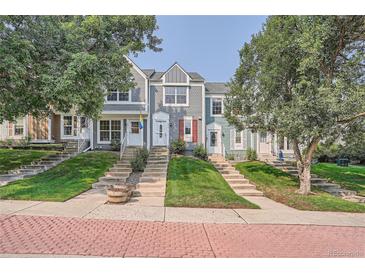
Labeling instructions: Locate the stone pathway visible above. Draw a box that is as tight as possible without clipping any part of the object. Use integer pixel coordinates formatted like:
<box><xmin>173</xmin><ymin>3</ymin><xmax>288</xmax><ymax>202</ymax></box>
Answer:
<box><xmin>0</xmin><ymin>214</ymin><xmax>364</xmax><ymax>257</ymax></box>
<box><xmin>209</xmin><ymin>155</ymin><xmax>263</xmax><ymax>196</ymax></box>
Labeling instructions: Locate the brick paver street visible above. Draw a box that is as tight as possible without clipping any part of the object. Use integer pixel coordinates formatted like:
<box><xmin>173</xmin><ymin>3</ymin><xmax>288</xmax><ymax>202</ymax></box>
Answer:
<box><xmin>0</xmin><ymin>214</ymin><xmax>364</xmax><ymax>258</ymax></box>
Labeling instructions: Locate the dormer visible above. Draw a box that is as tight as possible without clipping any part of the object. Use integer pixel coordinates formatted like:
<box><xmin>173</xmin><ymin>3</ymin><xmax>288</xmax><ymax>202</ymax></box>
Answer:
<box><xmin>161</xmin><ymin>63</ymin><xmax>191</xmax><ymax>86</ymax></box>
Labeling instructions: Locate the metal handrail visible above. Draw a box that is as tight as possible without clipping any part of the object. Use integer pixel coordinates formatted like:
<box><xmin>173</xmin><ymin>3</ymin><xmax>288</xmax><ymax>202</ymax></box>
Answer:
<box><xmin>120</xmin><ymin>134</ymin><xmax>127</xmax><ymax>160</ymax></box>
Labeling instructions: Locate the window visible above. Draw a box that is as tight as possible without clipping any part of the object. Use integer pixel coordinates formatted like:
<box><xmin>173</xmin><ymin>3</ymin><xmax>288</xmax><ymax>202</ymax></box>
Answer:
<box><xmin>164</xmin><ymin>86</ymin><xmax>188</xmax><ymax>106</ymax></box>
<box><xmin>184</xmin><ymin>117</ymin><xmax>192</xmax><ymax>142</ymax></box>
<box><xmin>131</xmin><ymin>122</ymin><xmax>140</xmax><ymax>134</ymax></box>
<box><xmin>235</xmin><ymin>130</ymin><xmax>242</xmax><ymax>144</ymax></box>
<box><xmin>210</xmin><ymin>132</ymin><xmax>217</xmax><ymax>147</ymax></box>
<box><xmin>14</xmin><ymin>118</ymin><xmax>24</xmax><ymax>136</ymax></box>
<box><xmin>260</xmin><ymin>132</ymin><xmax>267</xmax><ymax>143</ymax></box>
<box><xmin>211</xmin><ymin>98</ymin><xmax>223</xmax><ymax>116</ymax></box>
<box><xmin>106</xmin><ymin>90</ymin><xmax>130</xmax><ymax>103</ymax></box>
<box><xmin>99</xmin><ymin>120</ymin><xmax>121</xmax><ymax>143</ymax></box>
<box><xmin>63</xmin><ymin>116</ymin><xmax>73</xmax><ymax>136</ymax></box>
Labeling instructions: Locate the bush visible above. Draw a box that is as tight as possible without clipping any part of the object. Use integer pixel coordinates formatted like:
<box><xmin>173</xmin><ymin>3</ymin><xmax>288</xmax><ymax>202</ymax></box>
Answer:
<box><xmin>193</xmin><ymin>144</ymin><xmax>208</xmax><ymax>160</ymax></box>
<box><xmin>110</xmin><ymin>139</ymin><xmax>121</xmax><ymax>151</ymax></box>
<box><xmin>226</xmin><ymin>154</ymin><xmax>234</xmax><ymax>161</ymax></box>
<box><xmin>170</xmin><ymin>139</ymin><xmax>186</xmax><ymax>154</ymax></box>
<box><xmin>130</xmin><ymin>148</ymin><xmax>149</xmax><ymax>172</ymax></box>
<box><xmin>245</xmin><ymin>148</ymin><xmax>257</xmax><ymax>161</ymax></box>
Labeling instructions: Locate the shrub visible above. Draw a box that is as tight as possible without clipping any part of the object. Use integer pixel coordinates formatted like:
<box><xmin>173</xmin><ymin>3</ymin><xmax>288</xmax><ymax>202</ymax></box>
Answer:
<box><xmin>226</xmin><ymin>154</ymin><xmax>234</xmax><ymax>161</ymax></box>
<box><xmin>6</xmin><ymin>139</ymin><xmax>13</xmax><ymax>148</ymax></box>
<box><xmin>170</xmin><ymin>139</ymin><xmax>186</xmax><ymax>154</ymax></box>
<box><xmin>130</xmin><ymin>148</ymin><xmax>149</xmax><ymax>172</ymax></box>
<box><xmin>245</xmin><ymin>148</ymin><xmax>257</xmax><ymax>161</ymax></box>
<box><xmin>193</xmin><ymin>144</ymin><xmax>208</xmax><ymax>160</ymax></box>
<box><xmin>110</xmin><ymin>139</ymin><xmax>121</xmax><ymax>151</ymax></box>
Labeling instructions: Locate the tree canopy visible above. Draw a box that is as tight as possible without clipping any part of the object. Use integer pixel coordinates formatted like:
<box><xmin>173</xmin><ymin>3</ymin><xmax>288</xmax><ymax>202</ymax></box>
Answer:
<box><xmin>225</xmin><ymin>16</ymin><xmax>365</xmax><ymax>194</ymax></box>
<box><xmin>0</xmin><ymin>16</ymin><xmax>162</xmax><ymax>122</ymax></box>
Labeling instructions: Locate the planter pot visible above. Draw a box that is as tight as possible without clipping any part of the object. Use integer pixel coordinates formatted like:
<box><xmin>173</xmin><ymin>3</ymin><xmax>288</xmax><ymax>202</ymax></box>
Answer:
<box><xmin>106</xmin><ymin>185</ymin><xmax>133</xmax><ymax>204</ymax></box>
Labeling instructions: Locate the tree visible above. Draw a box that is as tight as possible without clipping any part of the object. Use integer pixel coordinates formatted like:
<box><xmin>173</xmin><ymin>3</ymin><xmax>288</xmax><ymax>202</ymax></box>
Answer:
<box><xmin>0</xmin><ymin>16</ymin><xmax>162</xmax><ymax>122</ymax></box>
<box><xmin>225</xmin><ymin>16</ymin><xmax>365</xmax><ymax>194</ymax></box>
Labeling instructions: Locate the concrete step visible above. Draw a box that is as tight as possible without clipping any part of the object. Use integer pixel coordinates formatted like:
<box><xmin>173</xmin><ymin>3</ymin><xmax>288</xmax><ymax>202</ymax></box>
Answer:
<box><xmin>22</xmin><ymin>164</ymin><xmax>50</xmax><ymax>169</ymax></box>
<box><xmin>226</xmin><ymin>178</ymin><xmax>250</xmax><ymax>184</ymax></box>
<box><xmin>236</xmin><ymin>189</ymin><xmax>264</xmax><ymax>196</ymax></box>
<box><xmin>109</xmin><ymin>167</ymin><xmax>132</xmax><ymax>173</ymax></box>
<box><xmin>0</xmin><ymin>174</ymin><xmax>24</xmax><ymax>182</ymax></box>
<box><xmin>142</xmin><ymin>172</ymin><xmax>167</xmax><ymax>177</ymax></box>
<box><xmin>132</xmin><ymin>190</ymin><xmax>165</xmax><ymax>197</ymax></box>
<box><xmin>326</xmin><ymin>188</ymin><xmax>357</xmax><ymax>197</ymax></box>
<box><xmin>311</xmin><ymin>178</ymin><xmax>327</xmax><ymax>183</ymax></box>
<box><xmin>113</xmin><ymin>164</ymin><xmax>131</xmax><ymax>168</ymax></box>
<box><xmin>231</xmin><ymin>184</ymin><xmax>256</xmax><ymax>190</ymax></box>
<box><xmin>147</xmin><ymin>160</ymin><xmax>168</xmax><ymax>164</ymax></box>
<box><xmin>15</xmin><ymin>169</ymin><xmax>40</xmax><ymax>175</ymax></box>
<box><xmin>98</xmin><ymin>176</ymin><xmax>127</xmax><ymax>184</ymax></box>
<box><xmin>139</xmin><ymin>177</ymin><xmax>166</xmax><ymax>183</ymax></box>
<box><xmin>222</xmin><ymin>174</ymin><xmax>245</xmax><ymax>179</ymax></box>
<box><xmin>312</xmin><ymin>182</ymin><xmax>340</xmax><ymax>189</ymax></box>
<box><xmin>136</xmin><ymin>182</ymin><xmax>166</xmax><ymax>188</ymax></box>
<box><xmin>144</xmin><ymin>167</ymin><xmax>166</xmax><ymax>172</ymax></box>
<box><xmin>219</xmin><ymin>170</ymin><xmax>240</xmax><ymax>175</ymax></box>
<box><xmin>105</xmin><ymin>172</ymin><xmax>131</xmax><ymax>177</ymax></box>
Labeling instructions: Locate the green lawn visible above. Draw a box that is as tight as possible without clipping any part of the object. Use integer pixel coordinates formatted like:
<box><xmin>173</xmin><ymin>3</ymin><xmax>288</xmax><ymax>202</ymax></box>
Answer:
<box><xmin>312</xmin><ymin>163</ymin><xmax>365</xmax><ymax>196</ymax></box>
<box><xmin>165</xmin><ymin>156</ymin><xmax>259</xmax><ymax>209</ymax></box>
<box><xmin>0</xmin><ymin>151</ymin><xmax>118</xmax><ymax>202</ymax></box>
<box><xmin>0</xmin><ymin>149</ymin><xmax>58</xmax><ymax>174</ymax></box>
<box><xmin>235</xmin><ymin>161</ymin><xmax>365</xmax><ymax>213</ymax></box>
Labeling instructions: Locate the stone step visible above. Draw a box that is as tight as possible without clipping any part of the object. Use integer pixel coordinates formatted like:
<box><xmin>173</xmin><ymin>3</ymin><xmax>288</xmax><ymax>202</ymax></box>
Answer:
<box><xmin>22</xmin><ymin>164</ymin><xmax>50</xmax><ymax>169</ymax></box>
<box><xmin>148</xmin><ymin>157</ymin><xmax>168</xmax><ymax>161</ymax></box>
<box><xmin>0</xmin><ymin>174</ymin><xmax>24</xmax><ymax>182</ymax></box>
<box><xmin>98</xmin><ymin>176</ymin><xmax>127</xmax><ymax>184</ymax></box>
<box><xmin>92</xmin><ymin>182</ymin><xmax>113</xmax><ymax>189</ymax></box>
<box><xmin>145</xmin><ymin>164</ymin><xmax>168</xmax><ymax>169</ymax></box>
<box><xmin>113</xmin><ymin>164</ymin><xmax>131</xmax><ymax>168</ymax></box>
<box><xmin>15</xmin><ymin>169</ymin><xmax>40</xmax><ymax>175</ymax></box>
<box><xmin>147</xmin><ymin>160</ymin><xmax>168</xmax><ymax>164</ymax></box>
<box><xmin>236</xmin><ymin>189</ymin><xmax>264</xmax><ymax>196</ymax></box>
<box><xmin>105</xmin><ymin>172</ymin><xmax>131</xmax><ymax>177</ymax></box>
<box><xmin>311</xmin><ymin>178</ymin><xmax>327</xmax><ymax>183</ymax></box>
<box><xmin>312</xmin><ymin>182</ymin><xmax>340</xmax><ymax>189</ymax></box>
<box><xmin>326</xmin><ymin>188</ymin><xmax>357</xmax><ymax>197</ymax></box>
<box><xmin>139</xmin><ymin>177</ymin><xmax>166</xmax><ymax>183</ymax></box>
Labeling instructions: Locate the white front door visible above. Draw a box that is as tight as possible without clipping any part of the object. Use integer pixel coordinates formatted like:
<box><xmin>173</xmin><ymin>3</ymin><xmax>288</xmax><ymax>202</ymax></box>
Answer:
<box><xmin>127</xmin><ymin>120</ymin><xmax>143</xmax><ymax>146</ymax></box>
<box><xmin>153</xmin><ymin>112</ymin><xmax>169</xmax><ymax>147</ymax></box>
<box><xmin>207</xmin><ymin>123</ymin><xmax>222</xmax><ymax>154</ymax></box>
<box><xmin>258</xmin><ymin>132</ymin><xmax>270</xmax><ymax>154</ymax></box>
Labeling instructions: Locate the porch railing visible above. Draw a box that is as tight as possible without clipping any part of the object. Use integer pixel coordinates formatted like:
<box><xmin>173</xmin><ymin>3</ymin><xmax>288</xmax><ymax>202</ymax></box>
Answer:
<box><xmin>120</xmin><ymin>134</ymin><xmax>127</xmax><ymax>160</ymax></box>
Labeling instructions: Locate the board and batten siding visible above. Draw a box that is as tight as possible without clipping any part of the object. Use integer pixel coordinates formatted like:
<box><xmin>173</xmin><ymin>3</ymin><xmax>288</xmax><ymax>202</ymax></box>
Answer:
<box><xmin>164</xmin><ymin>65</ymin><xmax>188</xmax><ymax>83</ymax></box>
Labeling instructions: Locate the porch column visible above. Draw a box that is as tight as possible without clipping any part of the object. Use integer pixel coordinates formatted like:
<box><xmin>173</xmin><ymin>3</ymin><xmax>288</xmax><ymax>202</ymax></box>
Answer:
<box><xmin>48</xmin><ymin>116</ymin><xmax>52</xmax><ymax>141</ymax></box>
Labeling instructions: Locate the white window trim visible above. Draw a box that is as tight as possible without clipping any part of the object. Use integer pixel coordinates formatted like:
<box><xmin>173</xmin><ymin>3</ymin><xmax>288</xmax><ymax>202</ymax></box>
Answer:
<box><xmin>12</xmin><ymin>117</ymin><xmax>26</xmax><ymax>138</ymax></box>
<box><xmin>230</xmin><ymin>129</ymin><xmax>244</xmax><ymax>150</ymax></box>
<box><xmin>183</xmin><ymin>116</ymin><xmax>193</xmax><ymax>143</ymax></box>
<box><xmin>97</xmin><ymin>120</ymin><xmax>123</xmax><ymax>145</ymax></box>
<box><xmin>163</xmin><ymin>86</ymin><xmax>189</xmax><ymax>107</ymax></box>
<box><xmin>60</xmin><ymin>115</ymin><xmax>78</xmax><ymax>139</ymax></box>
<box><xmin>210</xmin><ymin>96</ymin><xmax>224</xmax><ymax>117</ymax></box>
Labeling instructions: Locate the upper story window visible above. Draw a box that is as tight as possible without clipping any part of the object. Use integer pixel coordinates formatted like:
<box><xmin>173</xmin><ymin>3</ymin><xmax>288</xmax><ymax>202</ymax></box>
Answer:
<box><xmin>106</xmin><ymin>90</ymin><xmax>130</xmax><ymax>103</ymax></box>
<box><xmin>211</xmin><ymin>97</ymin><xmax>223</xmax><ymax>116</ymax></box>
<box><xmin>163</xmin><ymin>86</ymin><xmax>189</xmax><ymax>106</ymax></box>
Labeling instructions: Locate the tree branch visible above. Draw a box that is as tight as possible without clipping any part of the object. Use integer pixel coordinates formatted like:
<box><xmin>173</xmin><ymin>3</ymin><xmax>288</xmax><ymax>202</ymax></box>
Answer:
<box><xmin>337</xmin><ymin>112</ymin><xmax>365</xmax><ymax>124</ymax></box>
<box><xmin>292</xmin><ymin>139</ymin><xmax>303</xmax><ymax>163</ymax></box>
<box><xmin>304</xmin><ymin>136</ymin><xmax>321</xmax><ymax>163</ymax></box>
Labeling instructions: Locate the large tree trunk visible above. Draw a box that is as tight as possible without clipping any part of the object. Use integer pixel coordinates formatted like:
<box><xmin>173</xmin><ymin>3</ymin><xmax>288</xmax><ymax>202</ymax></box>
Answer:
<box><xmin>293</xmin><ymin>137</ymin><xmax>321</xmax><ymax>195</ymax></box>
<box><xmin>297</xmin><ymin>161</ymin><xmax>311</xmax><ymax>195</ymax></box>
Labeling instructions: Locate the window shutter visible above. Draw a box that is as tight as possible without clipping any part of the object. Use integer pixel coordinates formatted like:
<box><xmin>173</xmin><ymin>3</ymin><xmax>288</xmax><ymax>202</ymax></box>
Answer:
<box><xmin>192</xmin><ymin>120</ymin><xmax>198</xmax><ymax>143</ymax></box>
<box><xmin>178</xmin><ymin>119</ymin><xmax>184</xmax><ymax>140</ymax></box>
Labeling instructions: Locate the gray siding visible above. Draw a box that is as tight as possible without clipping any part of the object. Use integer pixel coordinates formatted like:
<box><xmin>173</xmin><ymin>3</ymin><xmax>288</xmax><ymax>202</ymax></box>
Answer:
<box><xmin>102</xmin><ymin>65</ymin><xmax>146</xmax><ymax>112</ymax></box>
<box><xmin>165</xmin><ymin>65</ymin><xmax>188</xmax><ymax>83</ymax></box>
<box><xmin>150</xmin><ymin>84</ymin><xmax>204</xmax><ymax>150</ymax></box>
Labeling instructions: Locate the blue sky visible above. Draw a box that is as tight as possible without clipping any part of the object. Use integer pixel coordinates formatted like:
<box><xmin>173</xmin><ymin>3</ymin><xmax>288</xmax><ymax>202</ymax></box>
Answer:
<box><xmin>131</xmin><ymin>16</ymin><xmax>267</xmax><ymax>82</ymax></box>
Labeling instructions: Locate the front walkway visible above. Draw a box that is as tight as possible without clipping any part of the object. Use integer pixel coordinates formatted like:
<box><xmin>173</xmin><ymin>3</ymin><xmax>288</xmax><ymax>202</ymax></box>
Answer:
<box><xmin>0</xmin><ymin>214</ymin><xmax>364</xmax><ymax>257</ymax></box>
<box><xmin>0</xmin><ymin>189</ymin><xmax>365</xmax><ymax>226</ymax></box>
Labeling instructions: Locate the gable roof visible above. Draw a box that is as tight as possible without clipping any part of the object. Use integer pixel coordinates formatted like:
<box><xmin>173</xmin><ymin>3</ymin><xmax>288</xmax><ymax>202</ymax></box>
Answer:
<box><xmin>205</xmin><ymin>82</ymin><xmax>229</xmax><ymax>94</ymax></box>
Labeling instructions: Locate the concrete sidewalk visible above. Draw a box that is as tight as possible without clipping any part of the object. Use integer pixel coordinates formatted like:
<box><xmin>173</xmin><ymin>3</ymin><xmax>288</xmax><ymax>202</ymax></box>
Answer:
<box><xmin>0</xmin><ymin>189</ymin><xmax>364</xmax><ymax>227</ymax></box>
